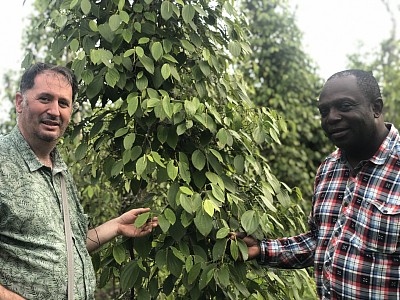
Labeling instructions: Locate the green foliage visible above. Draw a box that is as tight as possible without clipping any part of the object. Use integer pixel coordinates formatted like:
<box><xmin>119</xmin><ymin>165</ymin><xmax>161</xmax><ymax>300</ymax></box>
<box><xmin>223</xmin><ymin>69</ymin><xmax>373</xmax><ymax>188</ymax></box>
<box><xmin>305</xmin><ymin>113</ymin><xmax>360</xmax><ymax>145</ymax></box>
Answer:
<box><xmin>19</xmin><ymin>0</ymin><xmax>319</xmax><ymax>298</ymax></box>
<box><xmin>348</xmin><ymin>36</ymin><xmax>400</xmax><ymax>128</ymax></box>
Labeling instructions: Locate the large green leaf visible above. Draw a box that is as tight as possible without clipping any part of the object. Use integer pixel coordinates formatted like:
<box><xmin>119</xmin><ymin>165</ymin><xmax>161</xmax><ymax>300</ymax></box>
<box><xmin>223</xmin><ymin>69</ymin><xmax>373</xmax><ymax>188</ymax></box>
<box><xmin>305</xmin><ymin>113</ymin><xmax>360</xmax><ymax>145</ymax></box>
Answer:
<box><xmin>194</xmin><ymin>210</ymin><xmax>212</xmax><ymax>236</ymax></box>
<box><xmin>240</xmin><ymin>210</ymin><xmax>259</xmax><ymax>235</ymax></box>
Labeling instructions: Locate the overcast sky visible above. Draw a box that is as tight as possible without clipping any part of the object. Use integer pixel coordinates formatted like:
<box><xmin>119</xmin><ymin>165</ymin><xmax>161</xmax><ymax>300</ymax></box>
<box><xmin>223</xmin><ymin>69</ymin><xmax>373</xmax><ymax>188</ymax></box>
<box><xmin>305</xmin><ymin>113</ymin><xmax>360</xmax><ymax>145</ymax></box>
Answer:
<box><xmin>292</xmin><ymin>0</ymin><xmax>396</xmax><ymax>80</ymax></box>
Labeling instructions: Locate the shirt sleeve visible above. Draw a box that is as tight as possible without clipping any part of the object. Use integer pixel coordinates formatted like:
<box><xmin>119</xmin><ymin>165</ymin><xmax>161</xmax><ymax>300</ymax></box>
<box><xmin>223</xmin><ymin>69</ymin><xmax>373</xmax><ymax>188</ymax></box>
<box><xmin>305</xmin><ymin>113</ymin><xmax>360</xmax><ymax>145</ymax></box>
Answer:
<box><xmin>258</xmin><ymin>216</ymin><xmax>317</xmax><ymax>269</ymax></box>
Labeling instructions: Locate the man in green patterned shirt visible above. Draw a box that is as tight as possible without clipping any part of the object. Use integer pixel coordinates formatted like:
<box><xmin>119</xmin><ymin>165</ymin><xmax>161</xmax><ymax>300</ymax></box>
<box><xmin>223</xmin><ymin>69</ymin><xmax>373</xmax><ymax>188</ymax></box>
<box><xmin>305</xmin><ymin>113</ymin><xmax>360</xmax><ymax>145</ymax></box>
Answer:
<box><xmin>0</xmin><ymin>63</ymin><xmax>158</xmax><ymax>299</ymax></box>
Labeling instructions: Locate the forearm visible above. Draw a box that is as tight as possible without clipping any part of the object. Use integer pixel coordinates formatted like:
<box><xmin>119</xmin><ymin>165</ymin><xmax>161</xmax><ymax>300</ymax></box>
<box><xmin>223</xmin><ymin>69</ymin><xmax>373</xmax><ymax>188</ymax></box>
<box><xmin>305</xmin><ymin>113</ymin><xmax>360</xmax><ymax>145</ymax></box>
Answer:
<box><xmin>0</xmin><ymin>284</ymin><xmax>25</xmax><ymax>300</ymax></box>
<box><xmin>260</xmin><ymin>232</ymin><xmax>316</xmax><ymax>269</ymax></box>
<box><xmin>86</xmin><ymin>218</ymin><xmax>119</xmax><ymax>253</ymax></box>
<box><xmin>86</xmin><ymin>207</ymin><xmax>157</xmax><ymax>253</ymax></box>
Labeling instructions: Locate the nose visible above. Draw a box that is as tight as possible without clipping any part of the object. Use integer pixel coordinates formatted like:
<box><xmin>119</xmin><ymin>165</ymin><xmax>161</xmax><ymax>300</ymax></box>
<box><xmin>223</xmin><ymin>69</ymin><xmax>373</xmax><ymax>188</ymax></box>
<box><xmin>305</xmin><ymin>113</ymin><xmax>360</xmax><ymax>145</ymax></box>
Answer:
<box><xmin>325</xmin><ymin>107</ymin><xmax>342</xmax><ymax>124</ymax></box>
<box><xmin>47</xmin><ymin>100</ymin><xmax>61</xmax><ymax>117</ymax></box>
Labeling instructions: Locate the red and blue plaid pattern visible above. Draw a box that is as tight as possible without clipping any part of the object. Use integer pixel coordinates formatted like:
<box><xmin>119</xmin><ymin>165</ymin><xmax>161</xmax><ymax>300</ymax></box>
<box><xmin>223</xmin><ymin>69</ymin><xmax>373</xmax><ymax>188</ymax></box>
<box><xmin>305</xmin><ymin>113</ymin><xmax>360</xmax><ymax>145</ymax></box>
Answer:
<box><xmin>263</xmin><ymin>124</ymin><xmax>400</xmax><ymax>299</ymax></box>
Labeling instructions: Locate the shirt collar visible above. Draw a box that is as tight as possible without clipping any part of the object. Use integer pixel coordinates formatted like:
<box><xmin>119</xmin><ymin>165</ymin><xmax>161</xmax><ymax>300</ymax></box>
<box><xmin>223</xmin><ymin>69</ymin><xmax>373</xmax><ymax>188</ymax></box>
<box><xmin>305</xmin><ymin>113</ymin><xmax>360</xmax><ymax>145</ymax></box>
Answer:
<box><xmin>330</xmin><ymin>123</ymin><xmax>398</xmax><ymax>166</ymax></box>
<box><xmin>10</xmin><ymin>126</ymin><xmax>68</xmax><ymax>174</ymax></box>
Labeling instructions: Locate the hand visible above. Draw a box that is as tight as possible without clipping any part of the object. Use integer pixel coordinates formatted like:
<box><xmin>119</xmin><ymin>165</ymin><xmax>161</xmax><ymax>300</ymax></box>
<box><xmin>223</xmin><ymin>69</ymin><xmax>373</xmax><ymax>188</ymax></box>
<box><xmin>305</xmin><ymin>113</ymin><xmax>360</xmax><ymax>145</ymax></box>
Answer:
<box><xmin>0</xmin><ymin>284</ymin><xmax>25</xmax><ymax>300</ymax></box>
<box><xmin>229</xmin><ymin>232</ymin><xmax>261</xmax><ymax>259</ymax></box>
<box><xmin>116</xmin><ymin>207</ymin><xmax>158</xmax><ymax>238</ymax></box>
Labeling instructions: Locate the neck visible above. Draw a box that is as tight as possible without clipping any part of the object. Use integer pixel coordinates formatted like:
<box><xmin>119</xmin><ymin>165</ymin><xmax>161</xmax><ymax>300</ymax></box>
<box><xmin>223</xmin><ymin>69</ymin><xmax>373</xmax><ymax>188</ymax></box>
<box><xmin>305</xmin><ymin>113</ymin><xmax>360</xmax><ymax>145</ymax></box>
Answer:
<box><xmin>346</xmin><ymin>124</ymin><xmax>389</xmax><ymax>168</ymax></box>
<box><xmin>18</xmin><ymin>127</ymin><xmax>57</xmax><ymax>168</ymax></box>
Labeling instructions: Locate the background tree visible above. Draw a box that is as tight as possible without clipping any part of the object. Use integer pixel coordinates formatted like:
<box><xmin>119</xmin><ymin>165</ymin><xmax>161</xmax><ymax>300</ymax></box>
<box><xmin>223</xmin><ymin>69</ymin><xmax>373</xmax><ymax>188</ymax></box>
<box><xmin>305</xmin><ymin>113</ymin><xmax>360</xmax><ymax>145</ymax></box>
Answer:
<box><xmin>239</xmin><ymin>0</ymin><xmax>332</xmax><ymax>204</ymax></box>
<box><xmin>347</xmin><ymin>0</ymin><xmax>400</xmax><ymax>128</ymax></box>
<box><xmin>12</xmin><ymin>0</ymin><xmax>320</xmax><ymax>298</ymax></box>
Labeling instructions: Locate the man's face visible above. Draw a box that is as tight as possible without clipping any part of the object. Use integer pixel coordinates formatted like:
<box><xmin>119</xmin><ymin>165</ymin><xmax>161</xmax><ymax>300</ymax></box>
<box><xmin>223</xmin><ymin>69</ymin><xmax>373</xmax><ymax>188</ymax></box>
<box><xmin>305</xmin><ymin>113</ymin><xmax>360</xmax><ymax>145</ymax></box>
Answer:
<box><xmin>318</xmin><ymin>75</ymin><xmax>377</xmax><ymax>154</ymax></box>
<box><xmin>16</xmin><ymin>70</ymin><xmax>73</xmax><ymax>145</ymax></box>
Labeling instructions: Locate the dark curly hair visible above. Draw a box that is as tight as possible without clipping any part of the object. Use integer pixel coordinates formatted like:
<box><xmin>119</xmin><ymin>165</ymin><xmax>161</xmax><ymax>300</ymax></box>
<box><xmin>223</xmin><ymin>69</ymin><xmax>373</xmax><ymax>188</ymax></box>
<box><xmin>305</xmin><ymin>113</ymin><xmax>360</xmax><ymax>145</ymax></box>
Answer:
<box><xmin>326</xmin><ymin>69</ymin><xmax>382</xmax><ymax>103</ymax></box>
<box><xmin>19</xmin><ymin>62</ymin><xmax>78</xmax><ymax>101</ymax></box>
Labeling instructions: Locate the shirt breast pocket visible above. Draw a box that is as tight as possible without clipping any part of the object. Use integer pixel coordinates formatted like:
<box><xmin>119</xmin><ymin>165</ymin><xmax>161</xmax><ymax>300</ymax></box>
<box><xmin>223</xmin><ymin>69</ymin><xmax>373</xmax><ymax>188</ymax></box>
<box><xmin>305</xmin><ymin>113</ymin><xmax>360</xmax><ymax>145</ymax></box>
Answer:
<box><xmin>351</xmin><ymin>197</ymin><xmax>400</xmax><ymax>254</ymax></box>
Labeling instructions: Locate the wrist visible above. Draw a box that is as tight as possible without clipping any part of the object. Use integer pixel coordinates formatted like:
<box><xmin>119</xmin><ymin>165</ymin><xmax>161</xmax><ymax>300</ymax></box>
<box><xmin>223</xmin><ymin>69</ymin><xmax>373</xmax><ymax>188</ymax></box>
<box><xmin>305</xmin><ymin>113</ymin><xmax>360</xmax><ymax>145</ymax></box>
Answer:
<box><xmin>256</xmin><ymin>239</ymin><xmax>268</xmax><ymax>264</ymax></box>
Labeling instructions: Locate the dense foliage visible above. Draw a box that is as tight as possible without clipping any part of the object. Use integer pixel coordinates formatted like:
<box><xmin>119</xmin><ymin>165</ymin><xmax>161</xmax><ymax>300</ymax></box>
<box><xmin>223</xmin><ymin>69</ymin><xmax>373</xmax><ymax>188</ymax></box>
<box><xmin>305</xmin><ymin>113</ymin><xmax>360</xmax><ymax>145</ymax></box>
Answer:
<box><xmin>1</xmin><ymin>0</ymin><xmax>331</xmax><ymax>298</ymax></box>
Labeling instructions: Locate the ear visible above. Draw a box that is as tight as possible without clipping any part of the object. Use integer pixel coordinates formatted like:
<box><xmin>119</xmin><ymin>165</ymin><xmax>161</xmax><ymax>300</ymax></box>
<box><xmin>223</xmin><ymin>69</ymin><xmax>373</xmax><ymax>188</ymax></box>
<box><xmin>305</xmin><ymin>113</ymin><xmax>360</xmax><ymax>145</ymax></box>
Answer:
<box><xmin>372</xmin><ymin>97</ymin><xmax>383</xmax><ymax>118</ymax></box>
<box><xmin>15</xmin><ymin>92</ymin><xmax>24</xmax><ymax>113</ymax></box>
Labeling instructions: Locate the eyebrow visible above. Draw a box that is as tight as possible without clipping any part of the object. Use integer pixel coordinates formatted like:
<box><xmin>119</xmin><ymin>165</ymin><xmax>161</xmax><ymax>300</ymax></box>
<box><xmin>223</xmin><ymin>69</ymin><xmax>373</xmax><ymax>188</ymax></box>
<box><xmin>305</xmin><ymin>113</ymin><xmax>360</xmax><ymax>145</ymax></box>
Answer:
<box><xmin>317</xmin><ymin>97</ymin><xmax>356</xmax><ymax>108</ymax></box>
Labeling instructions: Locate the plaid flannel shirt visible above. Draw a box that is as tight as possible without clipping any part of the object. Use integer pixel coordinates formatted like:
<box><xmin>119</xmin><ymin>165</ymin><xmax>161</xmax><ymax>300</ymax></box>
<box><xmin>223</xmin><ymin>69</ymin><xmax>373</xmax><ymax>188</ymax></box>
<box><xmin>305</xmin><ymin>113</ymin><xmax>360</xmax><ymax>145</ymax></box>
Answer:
<box><xmin>261</xmin><ymin>124</ymin><xmax>400</xmax><ymax>299</ymax></box>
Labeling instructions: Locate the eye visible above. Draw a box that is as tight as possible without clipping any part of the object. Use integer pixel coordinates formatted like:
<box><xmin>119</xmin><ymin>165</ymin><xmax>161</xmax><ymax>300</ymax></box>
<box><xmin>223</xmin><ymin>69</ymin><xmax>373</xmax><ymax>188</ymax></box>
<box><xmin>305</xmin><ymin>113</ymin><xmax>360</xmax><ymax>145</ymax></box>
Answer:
<box><xmin>318</xmin><ymin>107</ymin><xmax>329</xmax><ymax>118</ymax></box>
<box><xmin>39</xmin><ymin>96</ymin><xmax>50</xmax><ymax>102</ymax></box>
<box><xmin>59</xmin><ymin>100</ymin><xmax>70</xmax><ymax>108</ymax></box>
<box><xmin>338</xmin><ymin>102</ymin><xmax>353</xmax><ymax>112</ymax></box>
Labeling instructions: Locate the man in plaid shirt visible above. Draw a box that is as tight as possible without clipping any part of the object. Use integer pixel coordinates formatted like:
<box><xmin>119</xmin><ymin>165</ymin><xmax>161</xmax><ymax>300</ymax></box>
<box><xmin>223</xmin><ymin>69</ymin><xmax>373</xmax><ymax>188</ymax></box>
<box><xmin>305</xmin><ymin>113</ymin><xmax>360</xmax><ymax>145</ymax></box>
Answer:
<box><xmin>236</xmin><ymin>69</ymin><xmax>400</xmax><ymax>299</ymax></box>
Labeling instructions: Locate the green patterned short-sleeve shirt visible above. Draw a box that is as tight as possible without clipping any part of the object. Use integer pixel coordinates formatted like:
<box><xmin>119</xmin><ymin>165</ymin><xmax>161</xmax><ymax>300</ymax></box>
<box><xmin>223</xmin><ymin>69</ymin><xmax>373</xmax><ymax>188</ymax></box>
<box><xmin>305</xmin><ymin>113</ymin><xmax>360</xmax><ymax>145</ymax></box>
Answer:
<box><xmin>0</xmin><ymin>127</ymin><xmax>96</xmax><ymax>299</ymax></box>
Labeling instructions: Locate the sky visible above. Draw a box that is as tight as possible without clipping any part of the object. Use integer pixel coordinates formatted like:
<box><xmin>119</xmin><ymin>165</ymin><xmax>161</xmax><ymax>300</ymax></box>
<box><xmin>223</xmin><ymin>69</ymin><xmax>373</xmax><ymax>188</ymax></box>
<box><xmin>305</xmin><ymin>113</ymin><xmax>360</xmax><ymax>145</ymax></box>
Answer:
<box><xmin>0</xmin><ymin>1</ymin><xmax>397</xmax><ymax>122</ymax></box>
<box><xmin>292</xmin><ymin>0</ymin><xmax>396</xmax><ymax>80</ymax></box>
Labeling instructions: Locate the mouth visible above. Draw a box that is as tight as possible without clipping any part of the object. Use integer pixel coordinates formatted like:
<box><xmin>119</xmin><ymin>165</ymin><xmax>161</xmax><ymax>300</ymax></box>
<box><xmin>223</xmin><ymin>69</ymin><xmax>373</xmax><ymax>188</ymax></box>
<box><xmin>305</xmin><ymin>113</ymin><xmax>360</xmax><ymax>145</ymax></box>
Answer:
<box><xmin>41</xmin><ymin>119</ymin><xmax>60</xmax><ymax>128</ymax></box>
<box><xmin>328</xmin><ymin>128</ymin><xmax>349</xmax><ymax>139</ymax></box>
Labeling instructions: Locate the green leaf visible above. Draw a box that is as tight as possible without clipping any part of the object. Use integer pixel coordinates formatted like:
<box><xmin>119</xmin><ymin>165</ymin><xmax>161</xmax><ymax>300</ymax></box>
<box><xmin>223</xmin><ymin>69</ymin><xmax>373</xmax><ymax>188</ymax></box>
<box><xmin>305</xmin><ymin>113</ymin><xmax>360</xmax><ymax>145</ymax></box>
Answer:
<box><xmin>241</xmin><ymin>210</ymin><xmax>259</xmax><ymax>235</ymax></box>
<box><xmin>75</xmin><ymin>143</ymin><xmax>87</xmax><ymax>160</ymax></box>
<box><xmin>120</xmin><ymin>261</ymin><xmax>139</xmax><ymax>291</ymax></box>
<box><xmin>157</xmin><ymin>126</ymin><xmax>168</xmax><ymax>144</ymax></box>
<box><xmin>234</xmin><ymin>155</ymin><xmax>245</xmax><ymax>174</ymax></box>
<box><xmin>216</xmin><ymin>265</ymin><xmax>230</xmax><ymax>287</ymax></box>
<box><xmin>203</xmin><ymin>199</ymin><xmax>215</xmax><ymax>217</ymax></box>
<box><xmin>179</xmin><ymin>194</ymin><xmax>193</xmax><ymax>214</ymax></box>
<box><xmin>127</xmin><ymin>93</ymin><xmax>139</xmax><ymax>116</ymax></box>
<box><xmin>162</xmin><ymin>96</ymin><xmax>173</xmax><ymax>119</ymax></box>
<box><xmin>70</xmin><ymin>0</ymin><xmax>79</xmax><ymax>9</ymax></box>
<box><xmin>167</xmin><ymin>161</ymin><xmax>178</xmax><ymax>180</ymax></box>
<box><xmin>123</xmin><ymin>133</ymin><xmax>136</xmax><ymax>150</ymax></box>
<box><xmin>198</xmin><ymin>265</ymin><xmax>215</xmax><ymax>290</ymax></box>
<box><xmin>199</xmin><ymin>61</ymin><xmax>211</xmax><ymax>76</ymax></box>
<box><xmin>237</xmin><ymin>239</ymin><xmax>249</xmax><ymax>261</ymax></box>
<box><xmin>192</xmin><ymin>150</ymin><xmax>206</xmax><ymax>170</ymax></box>
<box><xmin>138</xmin><ymin>55</ymin><xmax>155</xmax><ymax>74</ymax></box>
<box><xmin>136</xmin><ymin>156</ymin><xmax>147</xmax><ymax>175</ymax></box>
<box><xmin>158</xmin><ymin>215</ymin><xmax>170</xmax><ymax>233</ymax></box>
<box><xmin>179</xmin><ymin>186</ymin><xmax>193</xmax><ymax>195</ymax></box>
<box><xmin>136</xmin><ymin>75</ymin><xmax>148</xmax><ymax>91</ymax></box>
<box><xmin>216</xmin><ymin>227</ymin><xmax>230</xmax><ymax>239</ymax></box>
<box><xmin>111</xmin><ymin>160</ymin><xmax>124</xmax><ymax>176</ymax></box>
<box><xmin>167</xmin><ymin>249</ymin><xmax>183</xmax><ymax>277</ymax></box>
<box><xmin>113</xmin><ymin>244</ymin><xmax>126</xmax><ymax>265</ymax></box>
<box><xmin>253</xmin><ymin>125</ymin><xmax>265</xmax><ymax>144</ymax></box>
<box><xmin>182</xmin><ymin>4</ymin><xmax>195</xmax><ymax>23</ymax></box>
<box><xmin>105</xmin><ymin>67</ymin><xmax>120</xmax><ymax>87</ymax></box>
<box><xmin>180</xmin><ymin>39</ymin><xmax>195</xmax><ymax>52</ymax></box>
<box><xmin>161</xmin><ymin>1</ymin><xmax>174</xmax><ymax>20</ymax></box>
<box><xmin>230</xmin><ymin>240</ymin><xmax>239</xmax><ymax>261</ymax></box>
<box><xmin>161</xmin><ymin>63</ymin><xmax>171</xmax><ymax>79</ymax></box>
<box><xmin>120</xmin><ymin>11</ymin><xmax>129</xmax><ymax>23</ymax></box>
<box><xmin>164</xmin><ymin>208</ymin><xmax>176</xmax><ymax>225</ymax></box>
<box><xmin>187</xmin><ymin>263</ymin><xmax>202</xmax><ymax>284</ymax></box>
<box><xmin>69</xmin><ymin>39</ymin><xmax>79</xmax><ymax>52</ymax></box>
<box><xmin>109</xmin><ymin>14</ymin><xmax>122</xmax><ymax>31</ymax></box>
<box><xmin>212</xmin><ymin>239</ymin><xmax>227</xmax><ymax>261</ymax></box>
<box><xmin>210</xmin><ymin>149</ymin><xmax>223</xmax><ymax>163</ymax></box>
<box><xmin>98</xmin><ymin>23</ymin><xmax>115</xmax><ymax>43</ymax></box>
<box><xmin>134</xmin><ymin>212</ymin><xmax>150</xmax><ymax>227</ymax></box>
<box><xmin>135</xmin><ymin>46</ymin><xmax>144</xmax><ymax>57</ymax></box>
<box><xmin>194</xmin><ymin>210</ymin><xmax>212</xmax><ymax>236</ymax></box>
<box><xmin>211</xmin><ymin>183</ymin><xmax>225</xmax><ymax>202</ymax></box>
<box><xmin>151</xmin><ymin>42</ymin><xmax>163</xmax><ymax>61</ymax></box>
<box><xmin>228</xmin><ymin>40</ymin><xmax>241</xmax><ymax>57</ymax></box>
<box><xmin>115</xmin><ymin>127</ymin><xmax>128</xmax><ymax>137</ymax></box>
<box><xmin>151</xmin><ymin>151</ymin><xmax>165</xmax><ymax>167</ymax></box>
